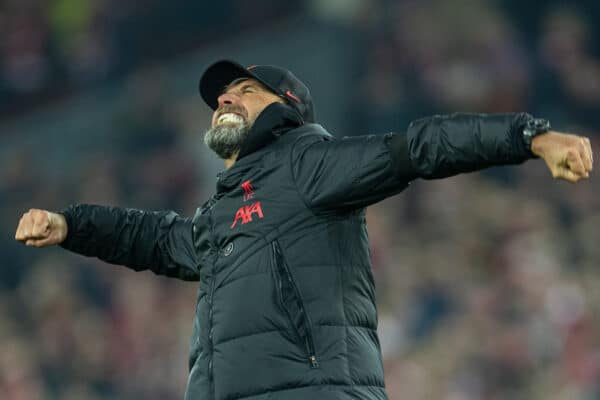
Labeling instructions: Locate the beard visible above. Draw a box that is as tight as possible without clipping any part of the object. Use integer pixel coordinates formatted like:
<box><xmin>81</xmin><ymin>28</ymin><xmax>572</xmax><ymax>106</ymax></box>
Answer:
<box><xmin>204</xmin><ymin>119</ymin><xmax>251</xmax><ymax>160</ymax></box>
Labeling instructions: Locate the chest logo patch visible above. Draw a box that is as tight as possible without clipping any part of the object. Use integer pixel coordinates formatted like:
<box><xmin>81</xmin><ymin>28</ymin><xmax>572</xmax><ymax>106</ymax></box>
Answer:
<box><xmin>230</xmin><ymin>202</ymin><xmax>264</xmax><ymax>229</ymax></box>
<box><xmin>241</xmin><ymin>180</ymin><xmax>255</xmax><ymax>202</ymax></box>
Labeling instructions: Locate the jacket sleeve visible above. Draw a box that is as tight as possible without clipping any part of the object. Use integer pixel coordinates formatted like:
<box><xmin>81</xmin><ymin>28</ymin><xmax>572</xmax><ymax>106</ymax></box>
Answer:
<box><xmin>59</xmin><ymin>204</ymin><xmax>200</xmax><ymax>281</ymax></box>
<box><xmin>291</xmin><ymin>113</ymin><xmax>534</xmax><ymax>212</ymax></box>
<box><xmin>397</xmin><ymin>112</ymin><xmax>534</xmax><ymax>179</ymax></box>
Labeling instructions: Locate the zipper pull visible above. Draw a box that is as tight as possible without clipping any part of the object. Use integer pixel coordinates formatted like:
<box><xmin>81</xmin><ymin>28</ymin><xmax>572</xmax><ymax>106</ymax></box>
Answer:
<box><xmin>309</xmin><ymin>355</ymin><xmax>319</xmax><ymax>368</ymax></box>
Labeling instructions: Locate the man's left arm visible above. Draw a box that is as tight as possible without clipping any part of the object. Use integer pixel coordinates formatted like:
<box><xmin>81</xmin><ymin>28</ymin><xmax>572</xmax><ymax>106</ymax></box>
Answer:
<box><xmin>400</xmin><ymin>112</ymin><xmax>593</xmax><ymax>182</ymax></box>
<box><xmin>291</xmin><ymin>112</ymin><xmax>593</xmax><ymax>213</ymax></box>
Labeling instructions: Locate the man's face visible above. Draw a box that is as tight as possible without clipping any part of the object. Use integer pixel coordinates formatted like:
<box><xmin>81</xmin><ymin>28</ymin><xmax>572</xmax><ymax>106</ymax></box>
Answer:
<box><xmin>211</xmin><ymin>78</ymin><xmax>284</xmax><ymax>128</ymax></box>
<box><xmin>204</xmin><ymin>78</ymin><xmax>284</xmax><ymax>160</ymax></box>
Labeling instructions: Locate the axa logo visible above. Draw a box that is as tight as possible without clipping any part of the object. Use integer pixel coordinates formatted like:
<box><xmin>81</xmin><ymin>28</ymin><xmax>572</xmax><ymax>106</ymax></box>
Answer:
<box><xmin>230</xmin><ymin>201</ymin><xmax>264</xmax><ymax>229</ymax></box>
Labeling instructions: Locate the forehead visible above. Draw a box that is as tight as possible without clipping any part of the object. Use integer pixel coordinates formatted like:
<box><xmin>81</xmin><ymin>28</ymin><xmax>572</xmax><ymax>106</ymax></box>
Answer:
<box><xmin>222</xmin><ymin>78</ymin><xmax>273</xmax><ymax>95</ymax></box>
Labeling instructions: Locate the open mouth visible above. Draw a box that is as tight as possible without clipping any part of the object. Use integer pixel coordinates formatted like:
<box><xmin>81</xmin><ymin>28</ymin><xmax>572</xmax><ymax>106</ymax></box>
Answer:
<box><xmin>217</xmin><ymin>112</ymin><xmax>245</xmax><ymax>125</ymax></box>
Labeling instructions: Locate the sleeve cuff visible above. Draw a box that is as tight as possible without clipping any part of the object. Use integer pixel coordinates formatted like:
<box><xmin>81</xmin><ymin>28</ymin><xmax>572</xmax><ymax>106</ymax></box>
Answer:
<box><xmin>387</xmin><ymin>132</ymin><xmax>419</xmax><ymax>180</ymax></box>
<box><xmin>57</xmin><ymin>205</ymin><xmax>75</xmax><ymax>249</ymax></box>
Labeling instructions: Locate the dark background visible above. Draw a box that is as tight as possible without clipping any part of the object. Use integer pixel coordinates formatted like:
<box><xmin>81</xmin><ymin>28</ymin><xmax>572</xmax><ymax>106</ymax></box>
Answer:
<box><xmin>1</xmin><ymin>1</ymin><xmax>599</xmax><ymax>398</ymax></box>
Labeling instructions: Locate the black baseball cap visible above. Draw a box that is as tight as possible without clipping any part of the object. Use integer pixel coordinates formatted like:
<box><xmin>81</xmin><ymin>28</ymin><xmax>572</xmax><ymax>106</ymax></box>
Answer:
<box><xmin>199</xmin><ymin>60</ymin><xmax>315</xmax><ymax>123</ymax></box>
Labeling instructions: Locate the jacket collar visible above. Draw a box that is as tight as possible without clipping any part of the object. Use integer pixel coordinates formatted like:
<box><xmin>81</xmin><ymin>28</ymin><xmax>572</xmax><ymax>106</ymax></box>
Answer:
<box><xmin>236</xmin><ymin>102</ymin><xmax>303</xmax><ymax>159</ymax></box>
<box><xmin>215</xmin><ymin>102</ymin><xmax>303</xmax><ymax>193</ymax></box>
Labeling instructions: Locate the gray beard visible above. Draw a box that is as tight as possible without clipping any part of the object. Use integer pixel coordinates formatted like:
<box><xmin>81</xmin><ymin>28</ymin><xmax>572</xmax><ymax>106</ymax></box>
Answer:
<box><xmin>204</xmin><ymin>122</ymin><xmax>251</xmax><ymax>160</ymax></box>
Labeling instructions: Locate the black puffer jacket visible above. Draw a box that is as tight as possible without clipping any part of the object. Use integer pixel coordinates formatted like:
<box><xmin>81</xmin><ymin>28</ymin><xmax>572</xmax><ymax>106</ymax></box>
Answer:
<box><xmin>60</xmin><ymin>103</ymin><xmax>535</xmax><ymax>400</ymax></box>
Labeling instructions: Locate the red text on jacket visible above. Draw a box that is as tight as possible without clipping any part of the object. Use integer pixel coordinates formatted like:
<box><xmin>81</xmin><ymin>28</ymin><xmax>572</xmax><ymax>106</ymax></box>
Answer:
<box><xmin>230</xmin><ymin>202</ymin><xmax>264</xmax><ymax>229</ymax></box>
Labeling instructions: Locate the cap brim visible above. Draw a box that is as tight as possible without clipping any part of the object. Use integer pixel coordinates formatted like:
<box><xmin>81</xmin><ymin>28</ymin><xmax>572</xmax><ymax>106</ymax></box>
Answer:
<box><xmin>200</xmin><ymin>60</ymin><xmax>279</xmax><ymax>110</ymax></box>
<box><xmin>199</xmin><ymin>60</ymin><xmax>252</xmax><ymax>110</ymax></box>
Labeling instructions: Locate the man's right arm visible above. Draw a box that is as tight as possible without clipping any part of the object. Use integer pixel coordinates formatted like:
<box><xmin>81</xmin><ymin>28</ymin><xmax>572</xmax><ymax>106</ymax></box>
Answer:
<box><xmin>15</xmin><ymin>205</ymin><xmax>200</xmax><ymax>281</ymax></box>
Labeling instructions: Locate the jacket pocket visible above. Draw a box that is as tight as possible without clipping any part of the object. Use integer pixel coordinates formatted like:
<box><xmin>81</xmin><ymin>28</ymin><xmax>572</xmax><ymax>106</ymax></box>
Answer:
<box><xmin>270</xmin><ymin>240</ymin><xmax>319</xmax><ymax>368</ymax></box>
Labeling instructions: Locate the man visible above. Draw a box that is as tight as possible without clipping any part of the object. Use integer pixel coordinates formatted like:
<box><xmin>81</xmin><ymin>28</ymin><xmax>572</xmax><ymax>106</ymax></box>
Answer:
<box><xmin>15</xmin><ymin>60</ymin><xmax>593</xmax><ymax>400</ymax></box>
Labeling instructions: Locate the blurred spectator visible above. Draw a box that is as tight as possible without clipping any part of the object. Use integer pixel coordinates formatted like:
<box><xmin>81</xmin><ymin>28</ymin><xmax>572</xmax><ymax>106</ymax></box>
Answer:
<box><xmin>535</xmin><ymin>5</ymin><xmax>600</xmax><ymax>128</ymax></box>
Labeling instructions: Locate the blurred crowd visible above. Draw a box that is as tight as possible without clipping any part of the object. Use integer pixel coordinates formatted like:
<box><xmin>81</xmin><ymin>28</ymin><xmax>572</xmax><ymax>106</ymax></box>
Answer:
<box><xmin>1</xmin><ymin>0</ymin><xmax>600</xmax><ymax>399</ymax></box>
<box><xmin>0</xmin><ymin>0</ymin><xmax>301</xmax><ymax>119</ymax></box>
<box><xmin>342</xmin><ymin>0</ymin><xmax>600</xmax><ymax>135</ymax></box>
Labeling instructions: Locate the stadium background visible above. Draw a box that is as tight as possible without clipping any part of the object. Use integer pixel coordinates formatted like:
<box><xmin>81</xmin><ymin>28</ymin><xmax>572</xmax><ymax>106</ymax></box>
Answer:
<box><xmin>1</xmin><ymin>0</ymin><xmax>599</xmax><ymax>398</ymax></box>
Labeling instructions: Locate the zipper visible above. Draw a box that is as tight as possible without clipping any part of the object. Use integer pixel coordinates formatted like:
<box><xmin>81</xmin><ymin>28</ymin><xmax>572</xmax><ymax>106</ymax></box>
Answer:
<box><xmin>206</xmin><ymin>200</ymin><xmax>221</xmax><ymax>400</ymax></box>
<box><xmin>207</xmin><ymin>270</ymin><xmax>216</xmax><ymax>399</ymax></box>
<box><xmin>188</xmin><ymin>288</ymin><xmax>203</xmax><ymax>371</ymax></box>
<box><xmin>271</xmin><ymin>241</ymin><xmax>319</xmax><ymax>368</ymax></box>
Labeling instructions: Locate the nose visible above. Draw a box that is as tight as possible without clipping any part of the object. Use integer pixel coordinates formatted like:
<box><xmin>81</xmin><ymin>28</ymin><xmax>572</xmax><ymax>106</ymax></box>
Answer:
<box><xmin>217</xmin><ymin>92</ymin><xmax>239</xmax><ymax>107</ymax></box>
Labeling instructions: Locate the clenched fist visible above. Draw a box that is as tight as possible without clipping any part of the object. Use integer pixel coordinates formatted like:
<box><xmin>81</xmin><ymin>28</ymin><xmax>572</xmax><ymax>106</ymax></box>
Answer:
<box><xmin>15</xmin><ymin>209</ymin><xmax>68</xmax><ymax>247</ymax></box>
<box><xmin>532</xmin><ymin>131</ymin><xmax>594</xmax><ymax>183</ymax></box>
